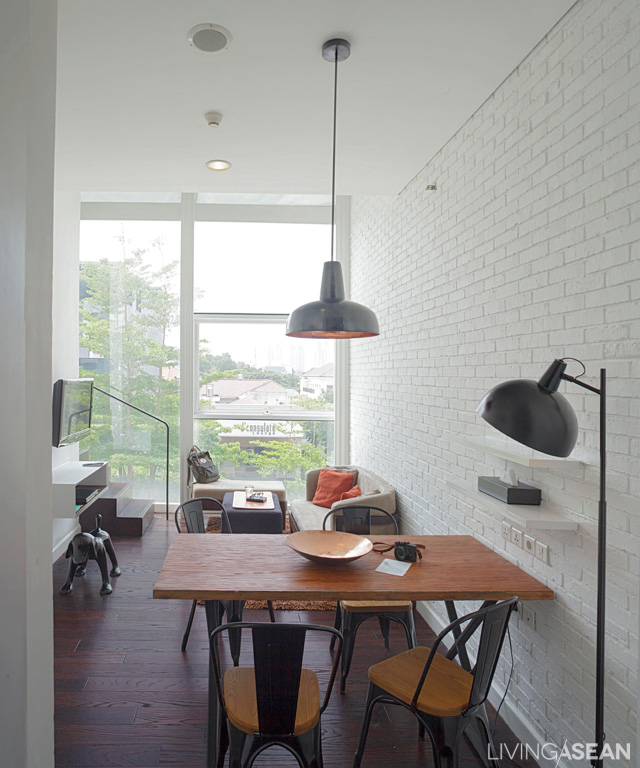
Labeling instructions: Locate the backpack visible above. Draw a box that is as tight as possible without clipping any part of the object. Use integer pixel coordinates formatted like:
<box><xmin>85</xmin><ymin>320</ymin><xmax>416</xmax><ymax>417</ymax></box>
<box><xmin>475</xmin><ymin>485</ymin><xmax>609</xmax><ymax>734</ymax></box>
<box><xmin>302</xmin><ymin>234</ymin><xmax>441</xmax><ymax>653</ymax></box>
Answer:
<box><xmin>187</xmin><ymin>445</ymin><xmax>220</xmax><ymax>484</ymax></box>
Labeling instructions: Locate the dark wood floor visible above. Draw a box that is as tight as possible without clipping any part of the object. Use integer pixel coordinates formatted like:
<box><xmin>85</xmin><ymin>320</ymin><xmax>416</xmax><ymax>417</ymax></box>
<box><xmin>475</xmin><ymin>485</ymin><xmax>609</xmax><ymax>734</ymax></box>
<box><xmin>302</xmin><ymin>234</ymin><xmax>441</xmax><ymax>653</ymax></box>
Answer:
<box><xmin>53</xmin><ymin>516</ymin><xmax>533</xmax><ymax>767</ymax></box>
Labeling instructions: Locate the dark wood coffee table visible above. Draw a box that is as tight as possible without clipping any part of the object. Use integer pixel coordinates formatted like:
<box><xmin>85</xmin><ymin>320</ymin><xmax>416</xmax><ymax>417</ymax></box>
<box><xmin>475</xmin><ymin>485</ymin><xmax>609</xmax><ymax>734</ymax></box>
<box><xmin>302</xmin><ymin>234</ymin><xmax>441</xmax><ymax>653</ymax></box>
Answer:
<box><xmin>220</xmin><ymin>491</ymin><xmax>283</xmax><ymax>534</ymax></box>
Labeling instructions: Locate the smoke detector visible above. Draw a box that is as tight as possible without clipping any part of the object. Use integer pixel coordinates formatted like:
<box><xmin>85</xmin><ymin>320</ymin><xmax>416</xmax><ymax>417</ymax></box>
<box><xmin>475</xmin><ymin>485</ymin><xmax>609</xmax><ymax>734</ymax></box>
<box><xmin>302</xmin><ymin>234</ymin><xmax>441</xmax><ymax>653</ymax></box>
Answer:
<box><xmin>204</xmin><ymin>111</ymin><xmax>223</xmax><ymax>127</ymax></box>
<box><xmin>187</xmin><ymin>24</ymin><xmax>232</xmax><ymax>54</ymax></box>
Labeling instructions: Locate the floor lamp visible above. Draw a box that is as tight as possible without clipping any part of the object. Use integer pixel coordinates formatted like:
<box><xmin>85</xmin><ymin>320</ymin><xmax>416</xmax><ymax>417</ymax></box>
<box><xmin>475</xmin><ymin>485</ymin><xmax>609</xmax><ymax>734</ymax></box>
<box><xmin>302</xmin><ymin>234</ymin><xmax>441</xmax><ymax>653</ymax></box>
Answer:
<box><xmin>477</xmin><ymin>358</ymin><xmax>607</xmax><ymax>768</ymax></box>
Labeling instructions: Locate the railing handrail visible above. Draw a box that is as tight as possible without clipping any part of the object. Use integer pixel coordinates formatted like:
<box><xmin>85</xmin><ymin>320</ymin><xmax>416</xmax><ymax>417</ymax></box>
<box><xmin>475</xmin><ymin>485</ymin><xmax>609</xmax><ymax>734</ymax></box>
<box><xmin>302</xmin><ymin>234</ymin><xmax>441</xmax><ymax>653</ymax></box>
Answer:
<box><xmin>94</xmin><ymin>386</ymin><xmax>170</xmax><ymax>520</ymax></box>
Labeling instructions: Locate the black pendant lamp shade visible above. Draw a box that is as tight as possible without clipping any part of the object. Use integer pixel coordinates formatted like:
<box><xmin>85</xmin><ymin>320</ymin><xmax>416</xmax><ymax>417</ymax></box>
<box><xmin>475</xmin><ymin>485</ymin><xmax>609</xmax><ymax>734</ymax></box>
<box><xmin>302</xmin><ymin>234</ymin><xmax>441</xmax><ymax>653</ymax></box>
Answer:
<box><xmin>476</xmin><ymin>359</ymin><xmax>579</xmax><ymax>457</ymax></box>
<box><xmin>286</xmin><ymin>261</ymin><xmax>379</xmax><ymax>338</ymax></box>
<box><xmin>286</xmin><ymin>38</ymin><xmax>379</xmax><ymax>340</ymax></box>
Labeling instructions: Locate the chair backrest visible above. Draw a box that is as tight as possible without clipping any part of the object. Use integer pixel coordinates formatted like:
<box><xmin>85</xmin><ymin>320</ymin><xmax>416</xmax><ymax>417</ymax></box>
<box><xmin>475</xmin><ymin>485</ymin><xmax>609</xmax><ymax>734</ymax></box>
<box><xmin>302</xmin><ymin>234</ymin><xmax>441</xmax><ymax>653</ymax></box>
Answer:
<box><xmin>467</xmin><ymin>597</ymin><xmax>518</xmax><ymax>709</ymax></box>
<box><xmin>174</xmin><ymin>497</ymin><xmax>227</xmax><ymax>534</ymax></box>
<box><xmin>322</xmin><ymin>505</ymin><xmax>398</xmax><ymax>536</ymax></box>
<box><xmin>413</xmin><ymin>597</ymin><xmax>518</xmax><ymax>713</ymax></box>
<box><xmin>209</xmin><ymin>622</ymin><xmax>342</xmax><ymax>737</ymax></box>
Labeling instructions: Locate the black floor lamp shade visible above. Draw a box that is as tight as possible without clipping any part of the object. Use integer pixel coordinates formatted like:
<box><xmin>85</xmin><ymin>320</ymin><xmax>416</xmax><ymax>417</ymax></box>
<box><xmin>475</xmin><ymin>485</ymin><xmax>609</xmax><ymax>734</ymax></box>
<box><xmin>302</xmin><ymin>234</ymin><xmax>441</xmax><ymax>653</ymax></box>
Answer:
<box><xmin>476</xmin><ymin>371</ymin><xmax>579</xmax><ymax>457</ymax></box>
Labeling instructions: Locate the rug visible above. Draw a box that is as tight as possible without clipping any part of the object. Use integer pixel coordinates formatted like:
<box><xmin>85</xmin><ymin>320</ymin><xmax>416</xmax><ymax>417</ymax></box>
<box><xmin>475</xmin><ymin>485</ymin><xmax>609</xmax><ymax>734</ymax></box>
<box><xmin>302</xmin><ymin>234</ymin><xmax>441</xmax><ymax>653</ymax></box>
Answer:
<box><xmin>204</xmin><ymin>513</ymin><xmax>336</xmax><ymax>611</ymax></box>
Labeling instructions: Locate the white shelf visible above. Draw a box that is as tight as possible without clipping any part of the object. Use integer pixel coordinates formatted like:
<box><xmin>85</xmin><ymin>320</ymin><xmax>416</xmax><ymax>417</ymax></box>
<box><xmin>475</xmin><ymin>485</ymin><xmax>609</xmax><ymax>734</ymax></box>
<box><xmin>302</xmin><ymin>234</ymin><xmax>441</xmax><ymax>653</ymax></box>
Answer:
<box><xmin>449</xmin><ymin>434</ymin><xmax>584</xmax><ymax>468</ymax></box>
<box><xmin>447</xmin><ymin>480</ymin><xmax>579</xmax><ymax>531</ymax></box>
<box><xmin>52</xmin><ymin>461</ymin><xmax>109</xmax><ymax>518</ymax></box>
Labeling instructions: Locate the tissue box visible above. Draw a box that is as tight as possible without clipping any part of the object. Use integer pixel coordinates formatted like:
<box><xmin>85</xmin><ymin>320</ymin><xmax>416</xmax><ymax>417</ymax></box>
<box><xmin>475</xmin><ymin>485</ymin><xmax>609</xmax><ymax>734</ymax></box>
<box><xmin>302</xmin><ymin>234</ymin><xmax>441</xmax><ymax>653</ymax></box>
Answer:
<box><xmin>478</xmin><ymin>477</ymin><xmax>541</xmax><ymax>505</ymax></box>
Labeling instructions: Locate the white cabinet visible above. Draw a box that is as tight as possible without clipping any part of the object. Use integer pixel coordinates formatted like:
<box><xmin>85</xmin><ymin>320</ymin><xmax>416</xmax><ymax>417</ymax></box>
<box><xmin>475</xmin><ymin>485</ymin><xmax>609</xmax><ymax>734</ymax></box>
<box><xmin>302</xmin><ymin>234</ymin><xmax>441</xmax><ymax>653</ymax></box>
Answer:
<box><xmin>52</xmin><ymin>461</ymin><xmax>109</xmax><ymax>518</ymax></box>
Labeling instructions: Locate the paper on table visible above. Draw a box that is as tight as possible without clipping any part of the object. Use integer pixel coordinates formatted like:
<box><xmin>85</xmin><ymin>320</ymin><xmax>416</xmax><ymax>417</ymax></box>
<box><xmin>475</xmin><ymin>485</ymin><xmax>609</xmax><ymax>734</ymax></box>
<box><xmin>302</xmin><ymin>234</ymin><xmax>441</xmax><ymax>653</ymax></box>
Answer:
<box><xmin>375</xmin><ymin>558</ymin><xmax>412</xmax><ymax>576</ymax></box>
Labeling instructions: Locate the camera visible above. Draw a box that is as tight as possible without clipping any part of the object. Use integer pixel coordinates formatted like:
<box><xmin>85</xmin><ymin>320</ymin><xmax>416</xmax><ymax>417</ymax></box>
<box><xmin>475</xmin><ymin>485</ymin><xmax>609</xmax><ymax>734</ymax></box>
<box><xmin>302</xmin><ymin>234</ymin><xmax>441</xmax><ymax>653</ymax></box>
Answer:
<box><xmin>394</xmin><ymin>541</ymin><xmax>419</xmax><ymax>562</ymax></box>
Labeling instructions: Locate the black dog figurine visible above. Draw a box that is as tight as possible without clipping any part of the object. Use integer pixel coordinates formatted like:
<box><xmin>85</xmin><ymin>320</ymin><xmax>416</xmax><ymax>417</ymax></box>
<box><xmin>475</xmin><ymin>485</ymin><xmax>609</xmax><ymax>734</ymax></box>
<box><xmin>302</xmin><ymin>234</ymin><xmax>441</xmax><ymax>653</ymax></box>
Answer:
<box><xmin>60</xmin><ymin>514</ymin><xmax>121</xmax><ymax>596</ymax></box>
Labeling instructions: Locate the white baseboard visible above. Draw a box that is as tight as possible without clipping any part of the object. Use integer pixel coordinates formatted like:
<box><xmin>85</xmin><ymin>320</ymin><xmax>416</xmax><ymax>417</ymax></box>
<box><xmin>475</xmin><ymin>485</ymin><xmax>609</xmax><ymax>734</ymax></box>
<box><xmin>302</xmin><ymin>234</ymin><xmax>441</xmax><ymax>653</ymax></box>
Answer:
<box><xmin>51</xmin><ymin>523</ymin><xmax>80</xmax><ymax>564</ymax></box>
<box><xmin>416</xmin><ymin>601</ymin><xmax>572</xmax><ymax>768</ymax></box>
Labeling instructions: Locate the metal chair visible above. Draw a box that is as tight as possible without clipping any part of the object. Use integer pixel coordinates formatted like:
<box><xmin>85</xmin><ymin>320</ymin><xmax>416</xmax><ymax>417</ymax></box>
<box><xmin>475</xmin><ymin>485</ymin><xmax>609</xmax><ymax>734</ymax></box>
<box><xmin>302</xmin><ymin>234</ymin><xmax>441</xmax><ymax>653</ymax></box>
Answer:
<box><xmin>353</xmin><ymin>596</ymin><xmax>519</xmax><ymax>768</ymax></box>
<box><xmin>210</xmin><ymin>621</ymin><xmax>343</xmax><ymax>768</ymax></box>
<box><xmin>323</xmin><ymin>505</ymin><xmax>416</xmax><ymax>691</ymax></box>
<box><xmin>174</xmin><ymin>498</ymin><xmax>275</xmax><ymax>655</ymax></box>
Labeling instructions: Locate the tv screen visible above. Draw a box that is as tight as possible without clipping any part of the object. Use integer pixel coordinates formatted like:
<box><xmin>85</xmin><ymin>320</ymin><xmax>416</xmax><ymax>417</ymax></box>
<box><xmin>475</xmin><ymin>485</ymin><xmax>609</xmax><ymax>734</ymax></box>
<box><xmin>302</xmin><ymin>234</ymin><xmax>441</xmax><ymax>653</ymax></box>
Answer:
<box><xmin>52</xmin><ymin>378</ymin><xmax>94</xmax><ymax>447</ymax></box>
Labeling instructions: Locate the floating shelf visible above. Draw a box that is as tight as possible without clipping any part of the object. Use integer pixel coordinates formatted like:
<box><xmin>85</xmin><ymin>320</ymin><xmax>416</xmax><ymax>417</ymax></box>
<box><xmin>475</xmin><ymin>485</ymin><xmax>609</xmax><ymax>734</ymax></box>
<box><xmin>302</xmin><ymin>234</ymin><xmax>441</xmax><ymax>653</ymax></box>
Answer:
<box><xmin>52</xmin><ymin>461</ymin><xmax>109</xmax><ymax>519</ymax></box>
<box><xmin>449</xmin><ymin>434</ymin><xmax>584</xmax><ymax>468</ymax></box>
<box><xmin>447</xmin><ymin>480</ymin><xmax>579</xmax><ymax>531</ymax></box>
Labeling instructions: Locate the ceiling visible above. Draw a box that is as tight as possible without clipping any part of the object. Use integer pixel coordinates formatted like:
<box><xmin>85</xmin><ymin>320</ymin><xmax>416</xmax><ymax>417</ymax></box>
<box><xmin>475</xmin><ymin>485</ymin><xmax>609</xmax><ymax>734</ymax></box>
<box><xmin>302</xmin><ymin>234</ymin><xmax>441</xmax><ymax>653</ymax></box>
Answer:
<box><xmin>55</xmin><ymin>0</ymin><xmax>576</xmax><ymax>196</ymax></box>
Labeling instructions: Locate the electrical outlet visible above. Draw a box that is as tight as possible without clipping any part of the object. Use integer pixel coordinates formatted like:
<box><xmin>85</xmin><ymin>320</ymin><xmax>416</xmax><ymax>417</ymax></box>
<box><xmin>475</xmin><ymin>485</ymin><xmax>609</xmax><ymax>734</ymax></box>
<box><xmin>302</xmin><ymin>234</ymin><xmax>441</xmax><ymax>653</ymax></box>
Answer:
<box><xmin>521</xmin><ymin>603</ymin><xmax>537</xmax><ymax>630</ymax></box>
<box><xmin>510</xmin><ymin>527</ymin><xmax>523</xmax><ymax>547</ymax></box>
<box><xmin>501</xmin><ymin>520</ymin><xmax>511</xmax><ymax>539</ymax></box>
<box><xmin>535</xmin><ymin>541</ymin><xmax>549</xmax><ymax>563</ymax></box>
<box><xmin>523</xmin><ymin>534</ymin><xmax>536</xmax><ymax>554</ymax></box>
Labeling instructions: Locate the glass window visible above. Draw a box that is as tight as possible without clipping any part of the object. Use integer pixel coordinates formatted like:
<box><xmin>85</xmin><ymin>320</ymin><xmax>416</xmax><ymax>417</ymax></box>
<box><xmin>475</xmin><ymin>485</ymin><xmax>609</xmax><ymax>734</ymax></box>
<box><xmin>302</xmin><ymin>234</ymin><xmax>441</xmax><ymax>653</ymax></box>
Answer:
<box><xmin>194</xmin><ymin>221</ymin><xmax>331</xmax><ymax>314</ymax></box>
<box><xmin>78</xmin><ymin>220</ymin><xmax>181</xmax><ymax>502</ymax></box>
<box><xmin>194</xmin><ymin>418</ymin><xmax>334</xmax><ymax>500</ymax></box>
<box><xmin>193</xmin><ymin>215</ymin><xmax>335</xmax><ymax>501</ymax></box>
<box><xmin>196</xmin><ymin>318</ymin><xmax>334</xmax><ymax>419</ymax></box>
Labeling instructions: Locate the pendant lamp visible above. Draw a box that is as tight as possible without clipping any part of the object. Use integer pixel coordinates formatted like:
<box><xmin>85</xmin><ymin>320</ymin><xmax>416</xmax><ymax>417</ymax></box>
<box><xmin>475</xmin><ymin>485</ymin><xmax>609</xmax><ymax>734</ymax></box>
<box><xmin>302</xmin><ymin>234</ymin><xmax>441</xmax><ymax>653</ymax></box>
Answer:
<box><xmin>286</xmin><ymin>39</ymin><xmax>379</xmax><ymax>339</ymax></box>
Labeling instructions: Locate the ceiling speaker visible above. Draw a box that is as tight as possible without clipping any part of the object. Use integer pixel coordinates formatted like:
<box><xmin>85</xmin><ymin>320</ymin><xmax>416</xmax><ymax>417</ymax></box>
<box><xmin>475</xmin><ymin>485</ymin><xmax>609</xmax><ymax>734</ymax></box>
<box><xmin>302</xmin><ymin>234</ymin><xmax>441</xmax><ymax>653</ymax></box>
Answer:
<box><xmin>187</xmin><ymin>24</ymin><xmax>232</xmax><ymax>54</ymax></box>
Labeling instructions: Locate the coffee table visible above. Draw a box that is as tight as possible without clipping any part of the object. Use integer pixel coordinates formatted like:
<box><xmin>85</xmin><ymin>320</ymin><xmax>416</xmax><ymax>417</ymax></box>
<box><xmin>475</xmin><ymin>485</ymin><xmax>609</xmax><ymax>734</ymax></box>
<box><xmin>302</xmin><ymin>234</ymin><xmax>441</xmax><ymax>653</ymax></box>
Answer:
<box><xmin>220</xmin><ymin>491</ymin><xmax>283</xmax><ymax>534</ymax></box>
<box><xmin>154</xmin><ymin>533</ymin><xmax>553</xmax><ymax>767</ymax></box>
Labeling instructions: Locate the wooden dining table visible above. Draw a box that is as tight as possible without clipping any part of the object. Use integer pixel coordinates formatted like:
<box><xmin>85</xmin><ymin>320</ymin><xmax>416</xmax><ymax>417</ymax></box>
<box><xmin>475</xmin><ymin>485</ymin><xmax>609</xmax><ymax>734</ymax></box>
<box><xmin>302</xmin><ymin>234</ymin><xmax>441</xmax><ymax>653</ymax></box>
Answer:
<box><xmin>153</xmin><ymin>533</ymin><xmax>553</xmax><ymax>767</ymax></box>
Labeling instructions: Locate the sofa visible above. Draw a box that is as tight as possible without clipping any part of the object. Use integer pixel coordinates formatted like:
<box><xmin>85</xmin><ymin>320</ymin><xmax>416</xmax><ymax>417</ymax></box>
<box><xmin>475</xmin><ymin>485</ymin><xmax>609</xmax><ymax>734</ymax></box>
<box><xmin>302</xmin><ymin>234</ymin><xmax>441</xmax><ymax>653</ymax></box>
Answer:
<box><xmin>289</xmin><ymin>465</ymin><xmax>397</xmax><ymax>534</ymax></box>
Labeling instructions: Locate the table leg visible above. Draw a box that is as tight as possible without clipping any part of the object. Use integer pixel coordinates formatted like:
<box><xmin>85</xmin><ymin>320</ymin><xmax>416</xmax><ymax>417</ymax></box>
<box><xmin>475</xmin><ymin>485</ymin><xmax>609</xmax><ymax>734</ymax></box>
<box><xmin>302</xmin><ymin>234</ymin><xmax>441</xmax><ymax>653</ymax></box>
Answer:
<box><xmin>223</xmin><ymin>600</ymin><xmax>245</xmax><ymax>666</ymax></box>
<box><xmin>204</xmin><ymin>600</ymin><xmax>224</xmax><ymax>768</ymax></box>
<box><xmin>444</xmin><ymin>601</ymin><xmax>471</xmax><ymax>670</ymax></box>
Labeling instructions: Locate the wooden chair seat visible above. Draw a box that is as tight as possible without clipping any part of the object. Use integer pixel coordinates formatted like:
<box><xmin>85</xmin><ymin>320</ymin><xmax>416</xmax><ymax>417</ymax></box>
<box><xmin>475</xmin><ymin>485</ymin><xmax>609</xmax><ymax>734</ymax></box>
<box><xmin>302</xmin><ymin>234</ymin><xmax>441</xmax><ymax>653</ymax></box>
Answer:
<box><xmin>341</xmin><ymin>599</ymin><xmax>412</xmax><ymax>613</ymax></box>
<box><xmin>224</xmin><ymin>667</ymin><xmax>320</xmax><ymax>736</ymax></box>
<box><xmin>368</xmin><ymin>646</ymin><xmax>473</xmax><ymax>718</ymax></box>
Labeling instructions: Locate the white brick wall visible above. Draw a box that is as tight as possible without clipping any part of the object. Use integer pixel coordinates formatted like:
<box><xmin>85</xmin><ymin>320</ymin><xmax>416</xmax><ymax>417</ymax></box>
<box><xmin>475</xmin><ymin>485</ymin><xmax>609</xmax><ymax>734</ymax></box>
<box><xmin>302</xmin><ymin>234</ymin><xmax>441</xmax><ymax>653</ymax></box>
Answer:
<box><xmin>349</xmin><ymin>0</ymin><xmax>638</xmax><ymax>763</ymax></box>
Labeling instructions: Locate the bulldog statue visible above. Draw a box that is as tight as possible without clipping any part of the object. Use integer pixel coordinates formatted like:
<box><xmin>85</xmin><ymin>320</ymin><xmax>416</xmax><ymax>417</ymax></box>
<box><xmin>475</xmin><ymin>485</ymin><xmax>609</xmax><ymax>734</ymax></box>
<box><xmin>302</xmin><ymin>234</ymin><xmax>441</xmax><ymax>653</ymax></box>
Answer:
<box><xmin>59</xmin><ymin>514</ymin><xmax>122</xmax><ymax>596</ymax></box>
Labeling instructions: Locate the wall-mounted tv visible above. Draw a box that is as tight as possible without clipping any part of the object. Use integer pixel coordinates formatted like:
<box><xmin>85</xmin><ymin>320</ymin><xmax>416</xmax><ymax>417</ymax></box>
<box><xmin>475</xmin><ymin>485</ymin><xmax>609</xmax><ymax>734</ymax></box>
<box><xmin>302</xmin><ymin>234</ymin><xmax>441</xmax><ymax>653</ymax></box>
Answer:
<box><xmin>52</xmin><ymin>378</ymin><xmax>94</xmax><ymax>447</ymax></box>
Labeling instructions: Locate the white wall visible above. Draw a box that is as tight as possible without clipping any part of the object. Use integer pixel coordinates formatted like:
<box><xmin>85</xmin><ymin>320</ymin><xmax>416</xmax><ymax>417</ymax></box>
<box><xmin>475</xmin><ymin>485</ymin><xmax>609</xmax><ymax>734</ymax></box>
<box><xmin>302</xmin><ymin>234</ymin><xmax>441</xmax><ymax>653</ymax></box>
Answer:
<box><xmin>349</xmin><ymin>0</ymin><xmax>638</xmax><ymax>762</ymax></box>
<box><xmin>0</xmin><ymin>0</ymin><xmax>57</xmax><ymax>765</ymax></box>
<box><xmin>52</xmin><ymin>192</ymin><xmax>82</xmax><ymax>559</ymax></box>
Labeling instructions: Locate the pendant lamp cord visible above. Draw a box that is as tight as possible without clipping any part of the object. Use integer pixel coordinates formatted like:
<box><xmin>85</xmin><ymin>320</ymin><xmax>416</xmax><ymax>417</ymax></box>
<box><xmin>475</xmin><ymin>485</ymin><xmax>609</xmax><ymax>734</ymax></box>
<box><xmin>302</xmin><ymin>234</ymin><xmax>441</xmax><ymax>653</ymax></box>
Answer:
<box><xmin>330</xmin><ymin>46</ymin><xmax>339</xmax><ymax>262</ymax></box>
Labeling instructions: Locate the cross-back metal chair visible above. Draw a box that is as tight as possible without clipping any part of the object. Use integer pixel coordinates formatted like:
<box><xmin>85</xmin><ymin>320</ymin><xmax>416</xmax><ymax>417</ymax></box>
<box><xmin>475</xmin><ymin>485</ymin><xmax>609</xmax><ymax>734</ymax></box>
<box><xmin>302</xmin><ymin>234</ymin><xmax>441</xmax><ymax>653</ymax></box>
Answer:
<box><xmin>322</xmin><ymin>504</ymin><xmax>416</xmax><ymax>691</ymax></box>
<box><xmin>353</xmin><ymin>596</ymin><xmax>519</xmax><ymax>768</ymax></box>
<box><xmin>174</xmin><ymin>497</ymin><xmax>275</xmax><ymax>656</ymax></box>
<box><xmin>210</xmin><ymin>621</ymin><xmax>343</xmax><ymax>768</ymax></box>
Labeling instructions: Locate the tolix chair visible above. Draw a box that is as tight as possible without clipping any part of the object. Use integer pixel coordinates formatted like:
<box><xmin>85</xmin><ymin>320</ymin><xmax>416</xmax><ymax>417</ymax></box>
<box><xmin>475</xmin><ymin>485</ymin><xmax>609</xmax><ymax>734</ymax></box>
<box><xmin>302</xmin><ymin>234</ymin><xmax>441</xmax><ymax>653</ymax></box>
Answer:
<box><xmin>353</xmin><ymin>596</ymin><xmax>519</xmax><ymax>768</ymax></box>
<box><xmin>210</xmin><ymin>621</ymin><xmax>343</xmax><ymax>768</ymax></box>
<box><xmin>323</xmin><ymin>504</ymin><xmax>417</xmax><ymax>692</ymax></box>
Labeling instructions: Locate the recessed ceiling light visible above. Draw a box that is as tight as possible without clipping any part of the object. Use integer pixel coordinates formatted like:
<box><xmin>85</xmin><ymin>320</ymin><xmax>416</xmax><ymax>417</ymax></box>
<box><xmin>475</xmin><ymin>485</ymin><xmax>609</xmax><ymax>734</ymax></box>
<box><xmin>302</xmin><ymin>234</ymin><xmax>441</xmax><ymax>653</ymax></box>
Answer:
<box><xmin>206</xmin><ymin>159</ymin><xmax>231</xmax><ymax>171</ymax></box>
<box><xmin>187</xmin><ymin>23</ymin><xmax>232</xmax><ymax>54</ymax></box>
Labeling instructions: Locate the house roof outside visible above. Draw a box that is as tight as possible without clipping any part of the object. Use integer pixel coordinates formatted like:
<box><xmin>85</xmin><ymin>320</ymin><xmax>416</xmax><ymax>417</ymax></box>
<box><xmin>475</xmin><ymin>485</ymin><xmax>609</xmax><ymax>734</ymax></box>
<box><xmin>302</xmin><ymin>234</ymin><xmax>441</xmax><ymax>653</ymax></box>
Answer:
<box><xmin>302</xmin><ymin>363</ymin><xmax>334</xmax><ymax>379</ymax></box>
<box><xmin>206</xmin><ymin>379</ymin><xmax>288</xmax><ymax>400</ymax></box>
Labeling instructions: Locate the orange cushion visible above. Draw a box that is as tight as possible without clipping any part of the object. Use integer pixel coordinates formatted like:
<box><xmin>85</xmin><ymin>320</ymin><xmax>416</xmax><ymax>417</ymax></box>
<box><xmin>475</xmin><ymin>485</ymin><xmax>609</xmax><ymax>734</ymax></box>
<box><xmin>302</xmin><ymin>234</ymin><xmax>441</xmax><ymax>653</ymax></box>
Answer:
<box><xmin>312</xmin><ymin>469</ymin><xmax>355</xmax><ymax>508</ymax></box>
<box><xmin>339</xmin><ymin>484</ymin><xmax>361</xmax><ymax>501</ymax></box>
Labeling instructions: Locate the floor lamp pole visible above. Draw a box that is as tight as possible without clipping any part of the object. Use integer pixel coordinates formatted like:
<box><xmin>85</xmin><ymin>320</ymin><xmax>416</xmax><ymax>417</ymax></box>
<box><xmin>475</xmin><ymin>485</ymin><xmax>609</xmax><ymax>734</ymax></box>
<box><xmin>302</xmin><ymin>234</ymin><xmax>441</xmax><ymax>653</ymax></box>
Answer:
<box><xmin>595</xmin><ymin>368</ymin><xmax>606</xmax><ymax>768</ymax></box>
<box><xmin>564</xmin><ymin>369</ymin><xmax>606</xmax><ymax>767</ymax></box>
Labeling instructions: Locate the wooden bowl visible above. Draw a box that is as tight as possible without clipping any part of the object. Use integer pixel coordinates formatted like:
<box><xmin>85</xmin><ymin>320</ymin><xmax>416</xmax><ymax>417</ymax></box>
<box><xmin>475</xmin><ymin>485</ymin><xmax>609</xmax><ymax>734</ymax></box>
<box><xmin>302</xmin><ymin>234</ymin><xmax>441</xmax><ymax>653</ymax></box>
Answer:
<box><xmin>286</xmin><ymin>530</ymin><xmax>373</xmax><ymax>564</ymax></box>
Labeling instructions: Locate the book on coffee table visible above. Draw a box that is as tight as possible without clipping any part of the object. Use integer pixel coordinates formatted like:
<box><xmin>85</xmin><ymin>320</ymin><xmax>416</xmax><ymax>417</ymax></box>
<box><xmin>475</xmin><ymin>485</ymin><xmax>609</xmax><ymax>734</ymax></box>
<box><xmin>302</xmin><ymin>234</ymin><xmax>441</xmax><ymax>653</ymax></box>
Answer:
<box><xmin>232</xmin><ymin>491</ymin><xmax>275</xmax><ymax>510</ymax></box>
